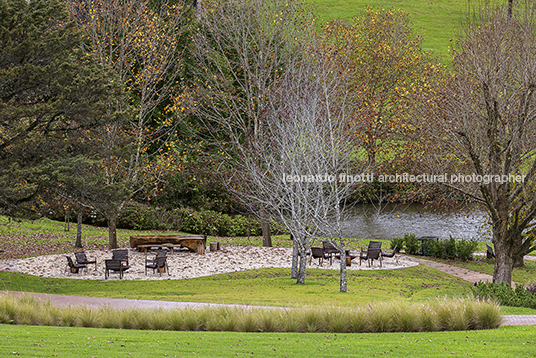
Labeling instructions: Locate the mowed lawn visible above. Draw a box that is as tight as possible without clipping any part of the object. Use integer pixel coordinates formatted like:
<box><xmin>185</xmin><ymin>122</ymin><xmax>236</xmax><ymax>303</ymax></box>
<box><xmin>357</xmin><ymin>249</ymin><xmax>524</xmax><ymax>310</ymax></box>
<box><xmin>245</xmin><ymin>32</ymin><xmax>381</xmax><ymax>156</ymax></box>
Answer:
<box><xmin>308</xmin><ymin>0</ymin><xmax>504</xmax><ymax>62</ymax></box>
<box><xmin>1</xmin><ymin>324</ymin><xmax>536</xmax><ymax>357</ymax></box>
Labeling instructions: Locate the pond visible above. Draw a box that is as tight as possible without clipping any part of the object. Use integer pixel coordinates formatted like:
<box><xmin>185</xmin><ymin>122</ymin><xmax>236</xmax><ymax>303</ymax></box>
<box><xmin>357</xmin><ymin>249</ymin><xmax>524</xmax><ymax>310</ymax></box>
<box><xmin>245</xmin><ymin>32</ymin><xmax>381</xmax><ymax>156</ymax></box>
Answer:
<box><xmin>338</xmin><ymin>203</ymin><xmax>489</xmax><ymax>241</ymax></box>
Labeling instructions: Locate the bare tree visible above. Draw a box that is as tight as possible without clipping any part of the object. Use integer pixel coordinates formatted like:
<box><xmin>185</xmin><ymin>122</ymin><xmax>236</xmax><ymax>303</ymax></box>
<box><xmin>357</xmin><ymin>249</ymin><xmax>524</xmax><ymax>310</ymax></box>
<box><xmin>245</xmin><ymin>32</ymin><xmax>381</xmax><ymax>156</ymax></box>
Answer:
<box><xmin>427</xmin><ymin>4</ymin><xmax>536</xmax><ymax>285</ymax></box>
<box><xmin>191</xmin><ymin>0</ymin><xmax>315</xmax><ymax>247</ymax></box>
<box><xmin>233</xmin><ymin>43</ymin><xmax>361</xmax><ymax>290</ymax></box>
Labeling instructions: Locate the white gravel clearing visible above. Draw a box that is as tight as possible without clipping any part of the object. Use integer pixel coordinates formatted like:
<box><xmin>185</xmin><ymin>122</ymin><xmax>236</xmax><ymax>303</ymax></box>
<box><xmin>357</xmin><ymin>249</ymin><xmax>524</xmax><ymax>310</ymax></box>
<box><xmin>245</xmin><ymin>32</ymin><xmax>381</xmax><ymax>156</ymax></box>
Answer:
<box><xmin>16</xmin><ymin>246</ymin><xmax>418</xmax><ymax>280</ymax></box>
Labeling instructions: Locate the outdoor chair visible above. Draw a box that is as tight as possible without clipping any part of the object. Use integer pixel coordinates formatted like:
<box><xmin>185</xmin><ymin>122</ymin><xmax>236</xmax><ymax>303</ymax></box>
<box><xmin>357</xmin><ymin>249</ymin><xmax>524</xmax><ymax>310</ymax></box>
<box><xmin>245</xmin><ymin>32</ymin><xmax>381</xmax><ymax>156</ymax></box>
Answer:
<box><xmin>359</xmin><ymin>247</ymin><xmax>382</xmax><ymax>267</ymax></box>
<box><xmin>112</xmin><ymin>249</ymin><xmax>129</xmax><ymax>265</ymax></box>
<box><xmin>322</xmin><ymin>242</ymin><xmax>337</xmax><ymax>265</ymax></box>
<box><xmin>105</xmin><ymin>259</ymin><xmax>130</xmax><ymax>279</ymax></box>
<box><xmin>486</xmin><ymin>244</ymin><xmax>495</xmax><ymax>259</ymax></box>
<box><xmin>74</xmin><ymin>251</ymin><xmax>97</xmax><ymax>270</ymax></box>
<box><xmin>368</xmin><ymin>241</ymin><xmax>382</xmax><ymax>249</ymax></box>
<box><xmin>144</xmin><ymin>250</ymin><xmax>168</xmax><ymax>274</ymax></box>
<box><xmin>382</xmin><ymin>245</ymin><xmax>398</xmax><ymax>264</ymax></box>
<box><xmin>65</xmin><ymin>255</ymin><xmax>86</xmax><ymax>274</ymax></box>
<box><xmin>145</xmin><ymin>256</ymin><xmax>170</xmax><ymax>276</ymax></box>
<box><xmin>310</xmin><ymin>246</ymin><xmax>331</xmax><ymax>266</ymax></box>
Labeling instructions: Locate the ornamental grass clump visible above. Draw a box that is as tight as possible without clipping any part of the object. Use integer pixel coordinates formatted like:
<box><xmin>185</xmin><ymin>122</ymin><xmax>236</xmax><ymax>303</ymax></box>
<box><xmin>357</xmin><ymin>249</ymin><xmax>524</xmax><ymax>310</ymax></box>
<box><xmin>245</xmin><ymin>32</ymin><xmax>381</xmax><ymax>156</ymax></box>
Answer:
<box><xmin>0</xmin><ymin>294</ymin><xmax>502</xmax><ymax>333</ymax></box>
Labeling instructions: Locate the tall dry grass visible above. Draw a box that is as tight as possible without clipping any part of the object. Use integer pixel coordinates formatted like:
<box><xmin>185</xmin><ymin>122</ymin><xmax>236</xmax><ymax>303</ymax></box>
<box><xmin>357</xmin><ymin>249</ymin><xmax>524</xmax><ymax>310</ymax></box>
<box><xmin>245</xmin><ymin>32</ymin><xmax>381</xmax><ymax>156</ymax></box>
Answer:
<box><xmin>0</xmin><ymin>294</ymin><xmax>502</xmax><ymax>333</ymax></box>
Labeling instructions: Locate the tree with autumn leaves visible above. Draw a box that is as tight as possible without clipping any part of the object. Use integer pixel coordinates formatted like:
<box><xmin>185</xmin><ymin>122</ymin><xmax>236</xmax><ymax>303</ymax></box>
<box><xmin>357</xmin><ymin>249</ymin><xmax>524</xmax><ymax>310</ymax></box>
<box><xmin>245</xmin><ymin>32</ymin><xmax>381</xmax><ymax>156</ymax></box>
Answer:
<box><xmin>325</xmin><ymin>8</ymin><xmax>443</xmax><ymax>173</ymax></box>
<box><xmin>67</xmin><ymin>0</ymin><xmax>193</xmax><ymax>248</ymax></box>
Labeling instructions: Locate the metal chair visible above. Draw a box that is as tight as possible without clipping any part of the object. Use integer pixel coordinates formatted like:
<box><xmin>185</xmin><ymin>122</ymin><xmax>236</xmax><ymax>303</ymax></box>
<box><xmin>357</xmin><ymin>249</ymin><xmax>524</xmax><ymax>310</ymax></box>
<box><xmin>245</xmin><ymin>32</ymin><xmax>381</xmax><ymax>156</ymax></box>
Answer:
<box><xmin>359</xmin><ymin>248</ymin><xmax>382</xmax><ymax>267</ymax></box>
<box><xmin>382</xmin><ymin>245</ymin><xmax>398</xmax><ymax>264</ymax></box>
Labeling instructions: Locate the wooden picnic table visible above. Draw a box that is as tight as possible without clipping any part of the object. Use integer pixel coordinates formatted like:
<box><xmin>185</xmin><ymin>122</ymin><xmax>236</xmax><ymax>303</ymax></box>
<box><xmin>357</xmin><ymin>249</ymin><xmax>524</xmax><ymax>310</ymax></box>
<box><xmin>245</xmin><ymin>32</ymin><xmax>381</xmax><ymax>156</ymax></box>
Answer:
<box><xmin>130</xmin><ymin>234</ymin><xmax>207</xmax><ymax>254</ymax></box>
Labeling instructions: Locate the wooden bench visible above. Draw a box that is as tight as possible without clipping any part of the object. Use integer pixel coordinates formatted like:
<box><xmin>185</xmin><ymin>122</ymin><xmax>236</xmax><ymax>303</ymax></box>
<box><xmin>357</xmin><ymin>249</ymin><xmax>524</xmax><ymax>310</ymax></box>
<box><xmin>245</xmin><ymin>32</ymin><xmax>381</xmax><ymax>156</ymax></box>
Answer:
<box><xmin>130</xmin><ymin>235</ymin><xmax>207</xmax><ymax>254</ymax></box>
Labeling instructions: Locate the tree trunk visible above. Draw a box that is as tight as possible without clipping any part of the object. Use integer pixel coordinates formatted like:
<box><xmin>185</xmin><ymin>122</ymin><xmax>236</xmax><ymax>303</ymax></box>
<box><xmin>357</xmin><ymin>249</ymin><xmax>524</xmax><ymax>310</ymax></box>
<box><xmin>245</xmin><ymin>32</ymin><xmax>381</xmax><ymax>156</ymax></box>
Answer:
<box><xmin>260</xmin><ymin>208</ymin><xmax>272</xmax><ymax>247</ymax></box>
<box><xmin>64</xmin><ymin>209</ymin><xmax>70</xmax><ymax>232</ymax></box>
<box><xmin>107</xmin><ymin>212</ymin><xmax>118</xmax><ymax>249</ymax></box>
<box><xmin>339</xmin><ymin>249</ymin><xmax>347</xmax><ymax>293</ymax></box>
<box><xmin>513</xmin><ymin>254</ymin><xmax>525</xmax><ymax>268</ymax></box>
<box><xmin>508</xmin><ymin>0</ymin><xmax>513</xmax><ymax>19</ymax></box>
<box><xmin>492</xmin><ymin>231</ymin><xmax>515</xmax><ymax>285</ymax></box>
<box><xmin>296</xmin><ymin>246</ymin><xmax>307</xmax><ymax>284</ymax></box>
<box><xmin>291</xmin><ymin>235</ymin><xmax>298</xmax><ymax>279</ymax></box>
<box><xmin>75</xmin><ymin>210</ymin><xmax>83</xmax><ymax>248</ymax></box>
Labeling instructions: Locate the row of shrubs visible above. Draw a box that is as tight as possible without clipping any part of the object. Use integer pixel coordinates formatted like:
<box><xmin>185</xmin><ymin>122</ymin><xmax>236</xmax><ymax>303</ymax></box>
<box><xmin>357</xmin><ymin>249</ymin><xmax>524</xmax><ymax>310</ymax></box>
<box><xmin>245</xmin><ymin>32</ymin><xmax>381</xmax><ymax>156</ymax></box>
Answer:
<box><xmin>391</xmin><ymin>234</ymin><xmax>478</xmax><ymax>261</ymax></box>
<box><xmin>117</xmin><ymin>202</ymin><xmax>264</xmax><ymax>236</ymax></box>
<box><xmin>0</xmin><ymin>295</ymin><xmax>501</xmax><ymax>332</ymax></box>
<box><xmin>473</xmin><ymin>281</ymin><xmax>536</xmax><ymax>309</ymax></box>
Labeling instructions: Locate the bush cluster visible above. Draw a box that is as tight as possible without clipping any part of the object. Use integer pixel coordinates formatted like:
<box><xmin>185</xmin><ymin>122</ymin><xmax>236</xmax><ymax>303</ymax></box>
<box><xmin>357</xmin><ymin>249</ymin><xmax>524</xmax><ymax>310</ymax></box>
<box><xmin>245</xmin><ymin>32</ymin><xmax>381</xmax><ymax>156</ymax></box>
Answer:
<box><xmin>473</xmin><ymin>282</ymin><xmax>536</xmax><ymax>309</ymax></box>
<box><xmin>116</xmin><ymin>202</ymin><xmax>263</xmax><ymax>237</ymax></box>
<box><xmin>174</xmin><ymin>207</ymin><xmax>262</xmax><ymax>237</ymax></box>
<box><xmin>391</xmin><ymin>234</ymin><xmax>478</xmax><ymax>260</ymax></box>
<box><xmin>0</xmin><ymin>295</ymin><xmax>501</xmax><ymax>333</ymax></box>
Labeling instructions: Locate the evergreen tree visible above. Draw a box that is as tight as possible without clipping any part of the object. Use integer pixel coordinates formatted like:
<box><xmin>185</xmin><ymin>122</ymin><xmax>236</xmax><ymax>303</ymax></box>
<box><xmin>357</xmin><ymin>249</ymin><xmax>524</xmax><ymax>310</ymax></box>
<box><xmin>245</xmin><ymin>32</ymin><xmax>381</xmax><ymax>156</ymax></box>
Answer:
<box><xmin>0</xmin><ymin>0</ymin><xmax>128</xmax><ymax>216</ymax></box>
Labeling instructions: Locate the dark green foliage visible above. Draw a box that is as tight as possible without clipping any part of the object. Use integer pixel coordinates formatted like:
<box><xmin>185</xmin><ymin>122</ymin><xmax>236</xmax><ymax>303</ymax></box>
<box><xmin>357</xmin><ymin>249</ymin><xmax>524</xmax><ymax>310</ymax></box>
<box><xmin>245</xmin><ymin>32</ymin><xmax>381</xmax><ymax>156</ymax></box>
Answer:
<box><xmin>117</xmin><ymin>202</ymin><xmax>170</xmax><ymax>231</ymax></box>
<box><xmin>176</xmin><ymin>207</ymin><xmax>261</xmax><ymax>236</ymax></box>
<box><xmin>473</xmin><ymin>282</ymin><xmax>536</xmax><ymax>309</ymax></box>
<box><xmin>390</xmin><ymin>236</ymin><xmax>405</xmax><ymax>252</ymax></box>
<box><xmin>423</xmin><ymin>236</ymin><xmax>478</xmax><ymax>261</ymax></box>
<box><xmin>119</xmin><ymin>202</ymin><xmax>265</xmax><ymax>236</ymax></box>
<box><xmin>154</xmin><ymin>169</ymin><xmax>240</xmax><ymax>213</ymax></box>
<box><xmin>404</xmin><ymin>233</ymin><xmax>421</xmax><ymax>255</ymax></box>
<box><xmin>0</xmin><ymin>0</ymin><xmax>127</xmax><ymax>211</ymax></box>
<box><xmin>457</xmin><ymin>238</ymin><xmax>479</xmax><ymax>261</ymax></box>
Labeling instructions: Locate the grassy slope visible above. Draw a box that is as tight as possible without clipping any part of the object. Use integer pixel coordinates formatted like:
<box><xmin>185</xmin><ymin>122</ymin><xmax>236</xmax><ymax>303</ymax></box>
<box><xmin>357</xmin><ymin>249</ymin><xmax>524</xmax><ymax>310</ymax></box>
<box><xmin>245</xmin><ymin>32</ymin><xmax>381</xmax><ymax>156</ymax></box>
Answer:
<box><xmin>308</xmin><ymin>0</ymin><xmax>469</xmax><ymax>58</ymax></box>
<box><xmin>1</xmin><ymin>324</ymin><xmax>535</xmax><ymax>357</ymax></box>
<box><xmin>0</xmin><ymin>265</ymin><xmax>471</xmax><ymax>308</ymax></box>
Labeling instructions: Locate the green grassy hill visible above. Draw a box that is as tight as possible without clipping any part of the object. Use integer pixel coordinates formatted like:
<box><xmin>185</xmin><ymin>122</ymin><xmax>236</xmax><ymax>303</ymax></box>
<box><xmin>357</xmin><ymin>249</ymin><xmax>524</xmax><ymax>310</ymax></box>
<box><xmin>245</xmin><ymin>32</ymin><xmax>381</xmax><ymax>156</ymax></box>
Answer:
<box><xmin>308</xmin><ymin>0</ymin><xmax>490</xmax><ymax>64</ymax></box>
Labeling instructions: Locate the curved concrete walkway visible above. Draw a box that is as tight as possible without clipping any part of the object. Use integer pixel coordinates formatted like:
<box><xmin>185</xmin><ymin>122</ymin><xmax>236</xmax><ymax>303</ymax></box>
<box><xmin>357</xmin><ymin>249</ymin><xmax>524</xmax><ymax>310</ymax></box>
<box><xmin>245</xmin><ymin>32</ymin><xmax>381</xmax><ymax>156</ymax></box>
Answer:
<box><xmin>1</xmin><ymin>255</ymin><xmax>535</xmax><ymax>326</ymax></box>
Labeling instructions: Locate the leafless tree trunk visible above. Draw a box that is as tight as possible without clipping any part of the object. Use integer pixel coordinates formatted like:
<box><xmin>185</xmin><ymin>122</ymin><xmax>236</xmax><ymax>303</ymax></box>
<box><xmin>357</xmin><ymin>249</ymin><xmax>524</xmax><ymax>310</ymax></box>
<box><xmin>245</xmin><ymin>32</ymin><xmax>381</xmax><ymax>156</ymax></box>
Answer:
<box><xmin>426</xmin><ymin>3</ymin><xmax>536</xmax><ymax>285</ymax></box>
<box><xmin>232</xmin><ymin>41</ymin><xmax>362</xmax><ymax>289</ymax></box>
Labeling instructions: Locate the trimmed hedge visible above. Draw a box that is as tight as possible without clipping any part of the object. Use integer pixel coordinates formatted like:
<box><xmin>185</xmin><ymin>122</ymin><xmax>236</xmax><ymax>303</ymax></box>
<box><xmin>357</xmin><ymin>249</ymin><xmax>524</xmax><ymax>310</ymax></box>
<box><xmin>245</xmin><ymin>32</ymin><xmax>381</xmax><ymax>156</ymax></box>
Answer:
<box><xmin>473</xmin><ymin>281</ymin><xmax>536</xmax><ymax>309</ymax></box>
<box><xmin>391</xmin><ymin>234</ymin><xmax>478</xmax><ymax>260</ymax></box>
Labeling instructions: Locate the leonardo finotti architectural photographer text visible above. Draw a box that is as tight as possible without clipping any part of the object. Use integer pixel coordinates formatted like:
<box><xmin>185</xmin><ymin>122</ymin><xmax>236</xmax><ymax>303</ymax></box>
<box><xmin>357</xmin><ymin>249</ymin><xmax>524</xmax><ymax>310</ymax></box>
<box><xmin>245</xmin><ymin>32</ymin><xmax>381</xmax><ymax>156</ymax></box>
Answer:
<box><xmin>282</xmin><ymin>173</ymin><xmax>527</xmax><ymax>184</ymax></box>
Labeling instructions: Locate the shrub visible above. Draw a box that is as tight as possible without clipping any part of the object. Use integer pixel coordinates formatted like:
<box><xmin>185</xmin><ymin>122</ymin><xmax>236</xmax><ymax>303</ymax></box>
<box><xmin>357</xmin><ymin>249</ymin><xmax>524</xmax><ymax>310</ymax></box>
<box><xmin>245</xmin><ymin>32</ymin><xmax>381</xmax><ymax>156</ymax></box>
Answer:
<box><xmin>457</xmin><ymin>238</ymin><xmax>479</xmax><ymax>261</ymax></box>
<box><xmin>473</xmin><ymin>281</ymin><xmax>536</xmax><ymax>309</ymax></box>
<box><xmin>420</xmin><ymin>236</ymin><xmax>478</xmax><ymax>261</ymax></box>
<box><xmin>390</xmin><ymin>237</ymin><xmax>405</xmax><ymax>252</ymax></box>
<box><xmin>176</xmin><ymin>208</ymin><xmax>262</xmax><ymax>236</ymax></box>
<box><xmin>404</xmin><ymin>233</ymin><xmax>420</xmax><ymax>255</ymax></box>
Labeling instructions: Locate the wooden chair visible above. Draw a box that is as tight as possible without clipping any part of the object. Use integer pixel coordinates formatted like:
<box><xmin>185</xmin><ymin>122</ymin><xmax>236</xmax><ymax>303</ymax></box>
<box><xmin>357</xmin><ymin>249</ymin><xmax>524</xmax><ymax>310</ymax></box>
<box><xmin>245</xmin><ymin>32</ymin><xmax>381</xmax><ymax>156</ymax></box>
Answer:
<box><xmin>382</xmin><ymin>245</ymin><xmax>398</xmax><ymax>264</ymax></box>
<box><xmin>112</xmin><ymin>249</ymin><xmax>129</xmax><ymax>266</ymax></box>
<box><xmin>322</xmin><ymin>242</ymin><xmax>337</xmax><ymax>265</ymax></box>
<box><xmin>105</xmin><ymin>259</ymin><xmax>130</xmax><ymax>279</ymax></box>
<box><xmin>359</xmin><ymin>248</ymin><xmax>382</xmax><ymax>267</ymax></box>
<box><xmin>145</xmin><ymin>250</ymin><xmax>167</xmax><ymax>275</ymax></box>
<box><xmin>75</xmin><ymin>251</ymin><xmax>97</xmax><ymax>270</ymax></box>
<box><xmin>65</xmin><ymin>256</ymin><xmax>86</xmax><ymax>274</ymax></box>
<box><xmin>486</xmin><ymin>244</ymin><xmax>495</xmax><ymax>259</ymax></box>
<box><xmin>310</xmin><ymin>246</ymin><xmax>331</xmax><ymax>266</ymax></box>
<box><xmin>145</xmin><ymin>256</ymin><xmax>170</xmax><ymax>276</ymax></box>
